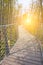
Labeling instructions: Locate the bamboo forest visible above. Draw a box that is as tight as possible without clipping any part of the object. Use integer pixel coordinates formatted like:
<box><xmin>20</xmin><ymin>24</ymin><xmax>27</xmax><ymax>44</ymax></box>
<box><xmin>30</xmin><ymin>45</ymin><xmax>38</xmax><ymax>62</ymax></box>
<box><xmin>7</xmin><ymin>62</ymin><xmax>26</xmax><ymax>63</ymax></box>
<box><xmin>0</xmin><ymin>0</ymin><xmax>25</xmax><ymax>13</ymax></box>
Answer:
<box><xmin>0</xmin><ymin>0</ymin><xmax>43</xmax><ymax>65</ymax></box>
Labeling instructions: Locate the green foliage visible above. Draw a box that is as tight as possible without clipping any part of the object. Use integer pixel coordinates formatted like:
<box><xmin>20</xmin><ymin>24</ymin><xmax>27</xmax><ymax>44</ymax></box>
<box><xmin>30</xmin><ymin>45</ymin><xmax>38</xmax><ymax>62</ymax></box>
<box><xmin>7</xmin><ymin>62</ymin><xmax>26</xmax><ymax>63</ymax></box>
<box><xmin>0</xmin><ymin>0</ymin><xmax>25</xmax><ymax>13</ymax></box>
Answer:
<box><xmin>0</xmin><ymin>41</ymin><xmax>5</xmax><ymax>61</ymax></box>
<box><xmin>7</xmin><ymin>25</ymin><xmax>18</xmax><ymax>48</ymax></box>
<box><xmin>4</xmin><ymin>0</ymin><xmax>9</xmax><ymax>3</ymax></box>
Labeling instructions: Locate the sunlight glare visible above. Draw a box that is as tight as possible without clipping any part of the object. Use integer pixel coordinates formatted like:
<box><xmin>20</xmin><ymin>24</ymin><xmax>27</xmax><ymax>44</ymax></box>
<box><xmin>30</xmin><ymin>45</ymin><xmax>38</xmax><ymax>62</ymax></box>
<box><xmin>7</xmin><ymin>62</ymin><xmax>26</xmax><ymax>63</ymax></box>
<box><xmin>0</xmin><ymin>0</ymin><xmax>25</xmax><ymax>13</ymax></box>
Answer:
<box><xmin>26</xmin><ymin>18</ymin><xmax>31</xmax><ymax>25</ymax></box>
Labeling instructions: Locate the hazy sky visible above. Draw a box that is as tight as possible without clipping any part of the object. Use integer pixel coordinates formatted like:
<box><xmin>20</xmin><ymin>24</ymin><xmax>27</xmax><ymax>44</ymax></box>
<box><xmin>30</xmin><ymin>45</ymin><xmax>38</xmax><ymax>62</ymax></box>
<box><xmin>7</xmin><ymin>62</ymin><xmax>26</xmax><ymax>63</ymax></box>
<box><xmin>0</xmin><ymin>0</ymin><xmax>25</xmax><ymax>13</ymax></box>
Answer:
<box><xmin>18</xmin><ymin>0</ymin><xmax>32</xmax><ymax>9</ymax></box>
<box><xmin>17</xmin><ymin>0</ymin><xmax>38</xmax><ymax>14</ymax></box>
<box><xmin>17</xmin><ymin>0</ymin><xmax>33</xmax><ymax>14</ymax></box>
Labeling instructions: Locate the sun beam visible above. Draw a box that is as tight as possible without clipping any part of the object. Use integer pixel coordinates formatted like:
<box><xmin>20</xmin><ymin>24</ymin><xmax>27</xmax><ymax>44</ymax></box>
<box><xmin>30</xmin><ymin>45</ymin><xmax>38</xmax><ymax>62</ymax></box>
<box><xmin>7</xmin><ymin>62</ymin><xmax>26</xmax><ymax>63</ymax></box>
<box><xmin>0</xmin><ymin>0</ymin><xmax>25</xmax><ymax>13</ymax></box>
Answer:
<box><xmin>26</xmin><ymin>18</ymin><xmax>31</xmax><ymax>25</ymax></box>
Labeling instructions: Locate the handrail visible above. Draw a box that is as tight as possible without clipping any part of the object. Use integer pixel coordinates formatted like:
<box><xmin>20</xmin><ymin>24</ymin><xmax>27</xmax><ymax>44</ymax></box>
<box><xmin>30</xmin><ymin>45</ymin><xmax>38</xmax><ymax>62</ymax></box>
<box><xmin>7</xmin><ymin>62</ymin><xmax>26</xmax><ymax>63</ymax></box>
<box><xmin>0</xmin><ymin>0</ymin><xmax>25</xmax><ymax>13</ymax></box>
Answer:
<box><xmin>38</xmin><ymin>42</ymin><xmax>43</xmax><ymax>65</ymax></box>
<box><xmin>0</xmin><ymin>23</ymin><xmax>18</xmax><ymax>62</ymax></box>
<box><xmin>0</xmin><ymin>23</ymin><xmax>16</xmax><ymax>28</ymax></box>
<box><xmin>35</xmin><ymin>38</ymin><xmax>43</xmax><ymax>65</ymax></box>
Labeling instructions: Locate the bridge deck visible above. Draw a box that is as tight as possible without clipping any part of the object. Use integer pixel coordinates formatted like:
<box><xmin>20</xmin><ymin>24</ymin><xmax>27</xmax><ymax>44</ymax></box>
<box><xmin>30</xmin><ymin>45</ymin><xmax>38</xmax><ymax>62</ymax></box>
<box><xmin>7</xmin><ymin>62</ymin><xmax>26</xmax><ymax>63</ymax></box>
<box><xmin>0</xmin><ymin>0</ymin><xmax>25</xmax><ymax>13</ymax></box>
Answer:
<box><xmin>1</xmin><ymin>25</ymin><xmax>43</xmax><ymax>65</ymax></box>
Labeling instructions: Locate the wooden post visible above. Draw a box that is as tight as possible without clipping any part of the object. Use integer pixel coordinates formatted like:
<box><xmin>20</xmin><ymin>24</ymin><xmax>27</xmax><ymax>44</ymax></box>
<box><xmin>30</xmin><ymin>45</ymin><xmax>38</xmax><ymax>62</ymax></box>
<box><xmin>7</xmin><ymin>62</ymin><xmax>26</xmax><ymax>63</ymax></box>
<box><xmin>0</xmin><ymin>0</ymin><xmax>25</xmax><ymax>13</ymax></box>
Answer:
<box><xmin>0</xmin><ymin>31</ymin><xmax>1</xmax><ymax>60</ymax></box>
<box><xmin>3</xmin><ymin>27</ymin><xmax>10</xmax><ymax>56</ymax></box>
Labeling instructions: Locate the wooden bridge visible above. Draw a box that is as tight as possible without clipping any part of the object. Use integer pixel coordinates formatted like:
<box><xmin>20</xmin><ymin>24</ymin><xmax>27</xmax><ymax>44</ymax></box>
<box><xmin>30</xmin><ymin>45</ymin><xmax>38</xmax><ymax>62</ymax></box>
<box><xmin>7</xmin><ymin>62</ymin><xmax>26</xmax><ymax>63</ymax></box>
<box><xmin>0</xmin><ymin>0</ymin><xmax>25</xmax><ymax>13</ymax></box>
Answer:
<box><xmin>0</xmin><ymin>25</ymin><xmax>43</xmax><ymax>65</ymax></box>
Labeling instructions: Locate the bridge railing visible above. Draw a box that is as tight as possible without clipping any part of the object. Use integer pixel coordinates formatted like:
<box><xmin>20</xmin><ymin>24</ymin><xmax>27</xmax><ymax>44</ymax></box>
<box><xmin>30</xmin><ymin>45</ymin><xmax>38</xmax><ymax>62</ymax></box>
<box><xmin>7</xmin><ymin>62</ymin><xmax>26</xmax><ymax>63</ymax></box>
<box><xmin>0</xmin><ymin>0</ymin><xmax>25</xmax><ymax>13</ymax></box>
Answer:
<box><xmin>0</xmin><ymin>23</ymin><xmax>18</xmax><ymax>61</ymax></box>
